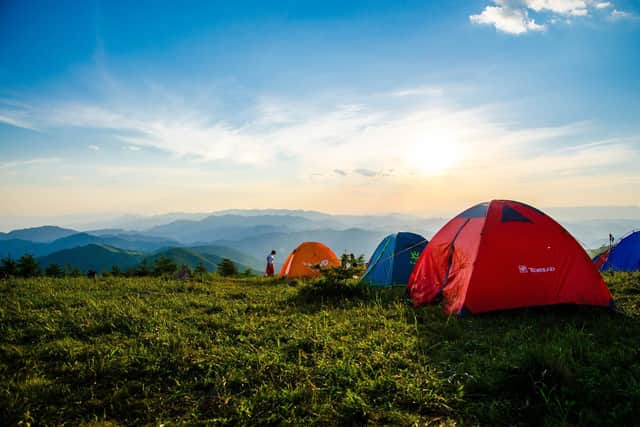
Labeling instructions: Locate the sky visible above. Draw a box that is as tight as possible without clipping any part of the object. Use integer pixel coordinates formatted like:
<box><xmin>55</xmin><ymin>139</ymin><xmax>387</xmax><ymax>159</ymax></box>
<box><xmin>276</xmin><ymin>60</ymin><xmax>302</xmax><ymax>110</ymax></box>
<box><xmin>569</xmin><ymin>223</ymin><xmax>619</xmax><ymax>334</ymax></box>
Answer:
<box><xmin>1</xmin><ymin>0</ymin><xmax>639</xmax><ymax>226</ymax></box>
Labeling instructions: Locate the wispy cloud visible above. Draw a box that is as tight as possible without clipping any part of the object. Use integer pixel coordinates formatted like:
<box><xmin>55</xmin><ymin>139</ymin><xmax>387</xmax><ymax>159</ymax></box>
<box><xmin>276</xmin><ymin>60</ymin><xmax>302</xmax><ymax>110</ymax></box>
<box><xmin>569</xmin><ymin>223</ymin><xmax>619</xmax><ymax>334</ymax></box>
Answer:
<box><xmin>0</xmin><ymin>86</ymin><xmax>636</xmax><ymax>191</ymax></box>
<box><xmin>88</xmin><ymin>144</ymin><xmax>100</xmax><ymax>151</ymax></box>
<box><xmin>610</xmin><ymin>9</ymin><xmax>634</xmax><ymax>19</ymax></box>
<box><xmin>0</xmin><ymin>113</ymin><xmax>37</xmax><ymax>130</ymax></box>
<box><xmin>0</xmin><ymin>157</ymin><xmax>62</xmax><ymax>169</ymax></box>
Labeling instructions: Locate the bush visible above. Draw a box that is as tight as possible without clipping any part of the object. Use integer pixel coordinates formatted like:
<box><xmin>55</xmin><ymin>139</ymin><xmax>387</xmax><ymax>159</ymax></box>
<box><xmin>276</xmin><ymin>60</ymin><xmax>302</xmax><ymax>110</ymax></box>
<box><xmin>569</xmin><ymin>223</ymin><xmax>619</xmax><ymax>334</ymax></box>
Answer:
<box><xmin>45</xmin><ymin>263</ymin><xmax>65</xmax><ymax>278</ymax></box>
<box><xmin>153</xmin><ymin>256</ymin><xmax>177</xmax><ymax>277</ymax></box>
<box><xmin>194</xmin><ymin>262</ymin><xmax>207</xmax><ymax>274</ymax></box>
<box><xmin>17</xmin><ymin>254</ymin><xmax>40</xmax><ymax>278</ymax></box>
<box><xmin>297</xmin><ymin>253</ymin><xmax>371</xmax><ymax>301</ymax></box>
<box><xmin>217</xmin><ymin>258</ymin><xmax>238</xmax><ymax>277</ymax></box>
<box><xmin>0</xmin><ymin>256</ymin><xmax>18</xmax><ymax>277</ymax></box>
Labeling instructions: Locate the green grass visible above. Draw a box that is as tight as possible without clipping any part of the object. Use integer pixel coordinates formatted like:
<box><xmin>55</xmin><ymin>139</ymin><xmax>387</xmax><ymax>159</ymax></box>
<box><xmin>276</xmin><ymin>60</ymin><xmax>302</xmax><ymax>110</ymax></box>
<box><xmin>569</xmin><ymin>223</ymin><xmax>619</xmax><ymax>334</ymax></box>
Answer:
<box><xmin>1</xmin><ymin>272</ymin><xmax>639</xmax><ymax>426</ymax></box>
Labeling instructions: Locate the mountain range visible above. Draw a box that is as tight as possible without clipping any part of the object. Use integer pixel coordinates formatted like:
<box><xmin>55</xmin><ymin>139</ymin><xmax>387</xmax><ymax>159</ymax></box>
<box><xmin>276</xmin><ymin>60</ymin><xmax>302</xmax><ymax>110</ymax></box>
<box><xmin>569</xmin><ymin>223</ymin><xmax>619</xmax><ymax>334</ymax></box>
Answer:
<box><xmin>37</xmin><ymin>244</ymin><xmax>262</xmax><ymax>274</ymax></box>
<box><xmin>1</xmin><ymin>208</ymin><xmax>637</xmax><ymax>274</ymax></box>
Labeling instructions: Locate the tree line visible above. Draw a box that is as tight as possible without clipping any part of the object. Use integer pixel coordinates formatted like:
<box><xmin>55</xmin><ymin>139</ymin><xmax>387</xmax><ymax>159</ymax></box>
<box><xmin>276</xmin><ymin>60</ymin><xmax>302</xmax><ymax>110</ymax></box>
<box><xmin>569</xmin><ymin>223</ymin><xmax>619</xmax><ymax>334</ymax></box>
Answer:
<box><xmin>0</xmin><ymin>254</ymin><xmax>247</xmax><ymax>279</ymax></box>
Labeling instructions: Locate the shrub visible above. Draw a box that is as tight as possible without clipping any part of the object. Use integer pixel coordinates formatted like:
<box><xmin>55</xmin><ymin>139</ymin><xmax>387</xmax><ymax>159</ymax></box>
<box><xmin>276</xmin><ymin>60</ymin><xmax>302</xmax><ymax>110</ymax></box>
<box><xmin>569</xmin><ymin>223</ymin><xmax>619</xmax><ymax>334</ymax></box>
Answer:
<box><xmin>0</xmin><ymin>256</ymin><xmax>18</xmax><ymax>277</ymax></box>
<box><xmin>17</xmin><ymin>254</ymin><xmax>40</xmax><ymax>278</ymax></box>
<box><xmin>45</xmin><ymin>263</ymin><xmax>65</xmax><ymax>278</ymax></box>
<box><xmin>194</xmin><ymin>262</ymin><xmax>207</xmax><ymax>274</ymax></box>
<box><xmin>153</xmin><ymin>256</ymin><xmax>177</xmax><ymax>277</ymax></box>
<box><xmin>217</xmin><ymin>258</ymin><xmax>238</xmax><ymax>277</ymax></box>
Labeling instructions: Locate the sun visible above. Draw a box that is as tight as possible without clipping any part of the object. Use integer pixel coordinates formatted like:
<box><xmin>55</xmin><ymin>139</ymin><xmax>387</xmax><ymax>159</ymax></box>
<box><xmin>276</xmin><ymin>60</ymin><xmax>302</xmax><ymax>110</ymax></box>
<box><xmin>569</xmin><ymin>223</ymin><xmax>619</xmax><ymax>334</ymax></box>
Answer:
<box><xmin>406</xmin><ymin>138</ymin><xmax>459</xmax><ymax>175</ymax></box>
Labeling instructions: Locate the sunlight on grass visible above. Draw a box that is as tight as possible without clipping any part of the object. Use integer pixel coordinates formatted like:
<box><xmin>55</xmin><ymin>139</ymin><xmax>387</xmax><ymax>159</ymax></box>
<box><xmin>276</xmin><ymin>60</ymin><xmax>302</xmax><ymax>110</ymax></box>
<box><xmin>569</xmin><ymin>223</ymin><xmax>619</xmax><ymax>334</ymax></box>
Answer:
<box><xmin>0</xmin><ymin>273</ymin><xmax>639</xmax><ymax>425</ymax></box>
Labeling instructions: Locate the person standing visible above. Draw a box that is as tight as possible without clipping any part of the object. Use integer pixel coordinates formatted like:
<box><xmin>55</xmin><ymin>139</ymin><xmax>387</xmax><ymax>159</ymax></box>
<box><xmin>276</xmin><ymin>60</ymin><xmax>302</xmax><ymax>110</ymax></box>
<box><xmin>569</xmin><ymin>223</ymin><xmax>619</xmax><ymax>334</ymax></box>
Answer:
<box><xmin>265</xmin><ymin>250</ymin><xmax>276</xmax><ymax>277</ymax></box>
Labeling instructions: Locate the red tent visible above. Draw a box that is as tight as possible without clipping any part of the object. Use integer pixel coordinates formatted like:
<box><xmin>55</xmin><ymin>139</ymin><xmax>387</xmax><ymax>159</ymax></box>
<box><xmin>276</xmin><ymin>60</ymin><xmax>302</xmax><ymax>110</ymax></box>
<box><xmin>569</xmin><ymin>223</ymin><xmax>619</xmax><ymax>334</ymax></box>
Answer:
<box><xmin>408</xmin><ymin>200</ymin><xmax>613</xmax><ymax>315</ymax></box>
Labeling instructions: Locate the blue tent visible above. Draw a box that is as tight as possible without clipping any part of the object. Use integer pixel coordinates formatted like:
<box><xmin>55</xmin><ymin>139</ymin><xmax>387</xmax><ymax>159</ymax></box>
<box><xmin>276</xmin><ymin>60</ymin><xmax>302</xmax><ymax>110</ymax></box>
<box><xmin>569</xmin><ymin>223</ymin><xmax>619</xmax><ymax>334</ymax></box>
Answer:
<box><xmin>601</xmin><ymin>231</ymin><xmax>640</xmax><ymax>272</ymax></box>
<box><xmin>361</xmin><ymin>232</ymin><xmax>428</xmax><ymax>286</ymax></box>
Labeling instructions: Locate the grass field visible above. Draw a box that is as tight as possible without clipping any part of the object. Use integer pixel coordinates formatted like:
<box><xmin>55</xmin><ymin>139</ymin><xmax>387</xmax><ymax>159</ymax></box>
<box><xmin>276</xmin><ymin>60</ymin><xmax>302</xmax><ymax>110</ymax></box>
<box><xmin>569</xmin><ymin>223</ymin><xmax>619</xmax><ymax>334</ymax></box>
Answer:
<box><xmin>1</xmin><ymin>272</ymin><xmax>639</xmax><ymax>426</ymax></box>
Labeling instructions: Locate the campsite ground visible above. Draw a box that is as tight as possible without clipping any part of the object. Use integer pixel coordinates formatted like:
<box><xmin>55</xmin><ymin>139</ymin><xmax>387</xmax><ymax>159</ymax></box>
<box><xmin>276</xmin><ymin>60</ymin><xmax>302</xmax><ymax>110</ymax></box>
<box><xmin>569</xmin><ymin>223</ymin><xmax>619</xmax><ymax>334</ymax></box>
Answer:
<box><xmin>1</xmin><ymin>273</ymin><xmax>639</xmax><ymax>426</ymax></box>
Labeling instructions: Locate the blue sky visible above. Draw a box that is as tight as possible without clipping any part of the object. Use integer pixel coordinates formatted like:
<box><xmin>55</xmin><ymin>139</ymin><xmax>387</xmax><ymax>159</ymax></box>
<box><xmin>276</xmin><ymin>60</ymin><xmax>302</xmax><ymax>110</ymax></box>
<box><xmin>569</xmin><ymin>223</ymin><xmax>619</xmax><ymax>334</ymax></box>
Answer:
<box><xmin>0</xmin><ymin>0</ymin><xmax>639</xmax><ymax>224</ymax></box>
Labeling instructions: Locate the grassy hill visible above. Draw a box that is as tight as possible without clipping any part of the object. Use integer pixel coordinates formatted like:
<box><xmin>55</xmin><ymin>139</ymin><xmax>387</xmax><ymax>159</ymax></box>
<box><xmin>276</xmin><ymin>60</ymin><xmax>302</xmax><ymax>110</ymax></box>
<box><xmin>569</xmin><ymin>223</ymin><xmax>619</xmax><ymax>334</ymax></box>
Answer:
<box><xmin>0</xmin><ymin>272</ymin><xmax>638</xmax><ymax>425</ymax></box>
<box><xmin>38</xmin><ymin>244</ymin><xmax>144</xmax><ymax>272</ymax></box>
<box><xmin>148</xmin><ymin>247</ymin><xmax>260</xmax><ymax>273</ymax></box>
<box><xmin>37</xmin><ymin>244</ymin><xmax>261</xmax><ymax>274</ymax></box>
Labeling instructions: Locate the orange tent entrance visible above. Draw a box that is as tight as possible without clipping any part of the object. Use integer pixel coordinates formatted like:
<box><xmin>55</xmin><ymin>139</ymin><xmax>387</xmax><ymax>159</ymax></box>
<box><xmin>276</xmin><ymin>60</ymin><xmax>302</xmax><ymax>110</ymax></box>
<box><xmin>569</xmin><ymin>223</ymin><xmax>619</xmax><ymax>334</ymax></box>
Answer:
<box><xmin>278</xmin><ymin>242</ymin><xmax>341</xmax><ymax>279</ymax></box>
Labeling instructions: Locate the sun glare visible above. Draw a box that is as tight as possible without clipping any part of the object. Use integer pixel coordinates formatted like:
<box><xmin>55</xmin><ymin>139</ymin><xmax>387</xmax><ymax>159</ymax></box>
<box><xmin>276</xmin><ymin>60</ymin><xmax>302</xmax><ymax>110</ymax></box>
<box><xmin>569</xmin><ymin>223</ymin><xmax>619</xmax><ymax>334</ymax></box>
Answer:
<box><xmin>406</xmin><ymin>138</ymin><xmax>459</xmax><ymax>175</ymax></box>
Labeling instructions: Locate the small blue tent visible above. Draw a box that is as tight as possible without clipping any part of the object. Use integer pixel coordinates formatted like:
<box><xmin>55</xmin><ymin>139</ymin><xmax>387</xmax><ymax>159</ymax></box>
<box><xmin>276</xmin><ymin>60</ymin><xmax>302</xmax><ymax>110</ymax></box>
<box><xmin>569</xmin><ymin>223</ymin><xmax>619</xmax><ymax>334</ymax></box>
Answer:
<box><xmin>361</xmin><ymin>232</ymin><xmax>428</xmax><ymax>286</ymax></box>
<box><xmin>601</xmin><ymin>231</ymin><xmax>640</xmax><ymax>272</ymax></box>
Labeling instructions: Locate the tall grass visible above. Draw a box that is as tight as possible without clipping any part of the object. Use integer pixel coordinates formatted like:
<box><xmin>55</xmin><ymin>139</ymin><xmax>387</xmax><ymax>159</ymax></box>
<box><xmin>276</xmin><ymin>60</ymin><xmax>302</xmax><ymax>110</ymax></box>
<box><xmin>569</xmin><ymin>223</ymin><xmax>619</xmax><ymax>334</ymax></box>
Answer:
<box><xmin>1</xmin><ymin>272</ymin><xmax>639</xmax><ymax>425</ymax></box>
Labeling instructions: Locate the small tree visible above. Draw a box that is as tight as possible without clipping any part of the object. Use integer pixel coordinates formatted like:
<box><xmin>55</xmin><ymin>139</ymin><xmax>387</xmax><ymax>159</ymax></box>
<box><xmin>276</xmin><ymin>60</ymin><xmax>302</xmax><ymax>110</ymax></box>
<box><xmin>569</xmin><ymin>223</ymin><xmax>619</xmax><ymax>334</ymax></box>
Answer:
<box><xmin>62</xmin><ymin>263</ymin><xmax>82</xmax><ymax>277</ymax></box>
<box><xmin>153</xmin><ymin>256</ymin><xmax>177</xmax><ymax>276</ymax></box>
<box><xmin>45</xmin><ymin>263</ymin><xmax>64</xmax><ymax>278</ymax></box>
<box><xmin>17</xmin><ymin>254</ymin><xmax>40</xmax><ymax>278</ymax></box>
<box><xmin>1</xmin><ymin>256</ymin><xmax>18</xmax><ymax>277</ymax></box>
<box><xmin>135</xmin><ymin>258</ymin><xmax>151</xmax><ymax>276</ymax></box>
<box><xmin>110</xmin><ymin>265</ymin><xmax>122</xmax><ymax>277</ymax></box>
<box><xmin>194</xmin><ymin>261</ymin><xmax>207</xmax><ymax>275</ymax></box>
<box><xmin>217</xmin><ymin>258</ymin><xmax>238</xmax><ymax>277</ymax></box>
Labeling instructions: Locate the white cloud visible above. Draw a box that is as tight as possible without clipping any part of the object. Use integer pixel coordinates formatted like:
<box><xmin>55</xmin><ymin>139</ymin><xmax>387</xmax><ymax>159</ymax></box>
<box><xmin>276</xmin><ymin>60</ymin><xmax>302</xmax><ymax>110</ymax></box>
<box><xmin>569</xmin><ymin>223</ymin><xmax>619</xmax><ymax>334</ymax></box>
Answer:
<box><xmin>88</xmin><ymin>145</ymin><xmax>100</xmax><ymax>151</ymax></box>
<box><xmin>471</xmin><ymin>0</ymin><xmax>629</xmax><ymax>33</ymax></box>
<box><xmin>0</xmin><ymin>87</ymin><xmax>637</xmax><ymax>200</ymax></box>
<box><xmin>470</xmin><ymin>4</ymin><xmax>545</xmax><ymax>34</ymax></box>
<box><xmin>526</xmin><ymin>0</ymin><xmax>590</xmax><ymax>16</ymax></box>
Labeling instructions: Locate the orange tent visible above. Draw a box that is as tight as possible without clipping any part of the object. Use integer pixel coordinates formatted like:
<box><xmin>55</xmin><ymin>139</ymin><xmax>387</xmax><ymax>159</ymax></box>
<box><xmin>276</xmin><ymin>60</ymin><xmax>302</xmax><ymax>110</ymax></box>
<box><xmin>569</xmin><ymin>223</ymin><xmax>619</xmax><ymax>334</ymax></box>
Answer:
<box><xmin>278</xmin><ymin>242</ymin><xmax>341</xmax><ymax>279</ymax></box>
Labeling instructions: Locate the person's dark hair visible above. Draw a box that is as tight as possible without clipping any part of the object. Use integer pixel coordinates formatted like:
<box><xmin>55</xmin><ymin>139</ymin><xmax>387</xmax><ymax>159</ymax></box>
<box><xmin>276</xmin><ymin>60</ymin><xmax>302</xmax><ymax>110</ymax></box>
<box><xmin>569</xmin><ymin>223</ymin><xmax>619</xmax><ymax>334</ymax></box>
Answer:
<box><xmin>271</xmin><ymin>250</ymin><xmax>276</xmax><ymax>255</ymax></box>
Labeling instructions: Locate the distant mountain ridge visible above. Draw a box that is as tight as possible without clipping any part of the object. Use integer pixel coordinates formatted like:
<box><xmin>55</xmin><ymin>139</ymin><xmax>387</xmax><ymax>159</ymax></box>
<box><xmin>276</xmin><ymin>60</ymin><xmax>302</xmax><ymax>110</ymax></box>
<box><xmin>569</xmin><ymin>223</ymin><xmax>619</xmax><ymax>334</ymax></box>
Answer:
<box><xmin>1</xmin><ymin>209</ymin><xmax>638</xmax><ymax>270</ymax></box>
<box><xmin>38</xmin><ymin>244</ymin><xmax>261</xmax><ymax>274</ymax></box>
<box><xmin>0</xmin><ymin>226</ymin><xmax>77</xmax><ymax>243</ymax></box>
<box><xmin>0</xmin><ymin>232</ymin><xmax>179</xmax><ymax>259</ymax></box>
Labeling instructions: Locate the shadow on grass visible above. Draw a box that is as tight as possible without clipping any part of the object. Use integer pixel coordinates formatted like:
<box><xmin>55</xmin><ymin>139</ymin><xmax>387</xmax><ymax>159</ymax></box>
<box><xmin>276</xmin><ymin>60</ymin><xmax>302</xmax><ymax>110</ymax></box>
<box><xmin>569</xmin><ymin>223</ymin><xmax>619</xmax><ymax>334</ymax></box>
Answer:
<box><xmin>283</xmin><ymin>279</ymin><xmax>408</xmax><ymax>313</ymax></box>
<box><xmin>411</xmin><ymin>287</ymin><xmax>640</xmax><ymax>426</ymax></box>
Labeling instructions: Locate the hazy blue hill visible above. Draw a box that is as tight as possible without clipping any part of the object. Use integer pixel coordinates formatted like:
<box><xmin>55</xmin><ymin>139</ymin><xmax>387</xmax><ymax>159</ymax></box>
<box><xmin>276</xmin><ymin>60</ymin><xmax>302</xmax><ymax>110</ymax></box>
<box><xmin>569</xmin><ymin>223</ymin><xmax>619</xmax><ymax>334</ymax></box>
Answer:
<box><xmin>0</xmin><ymin>226</ymin><xmax>77</xmax><ymax>243</ymax></box>
<box><xmin>149</xmin><ymin>247</ymin><xmax>258</xmax><ymax>273</ymax></box>
<box><xmin>37</xmin><ymin>243</ymin><xmax>261</xmax><ymax>274</ymax></box>
<box><xmin>562</xmin><ymin>219</ymin><xmax>639</xmax><ymax>248</ymax></box>
<box><xmin>211</xmin><ymin>228</ymin><xmax>387</xmax><ymax>261</ymax></box>
<box><xmin>146</xmin><ymin>214</ymin><xmax>315</xmax><ymax>243</ymax></box>
<box><xmin>187</xmin><ymin>245</ymin><xmax>263</xmax><ymax>271</ymax></box>
<box><xmin>38</xmin><ymin>244</ymin><xmax>144</xmax><ymax>273</ymax></box>
<box><xmin>0</xmin><ymin>239</ymin><xmax>47</xmax><ymax>258</ymax></box>
<box><xmin>0</xmin><ymin>232</ymin><xmax>181</xmax><ymax>259</ymax></box>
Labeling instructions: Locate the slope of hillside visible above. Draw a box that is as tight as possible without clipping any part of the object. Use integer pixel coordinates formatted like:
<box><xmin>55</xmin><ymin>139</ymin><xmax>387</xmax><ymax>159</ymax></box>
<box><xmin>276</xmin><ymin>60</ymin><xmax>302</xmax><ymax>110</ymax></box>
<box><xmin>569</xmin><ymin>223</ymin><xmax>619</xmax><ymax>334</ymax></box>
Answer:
<box><xmin>146</xmin><ymin>214</ymin><xmax>316</xmax><ymax>243</ymax></box>
<box><xmin>149</xmin><ymin>247</ymin><xmax>258</xmax><ymax>273</ymax></box>
<box><xmin>0</xmin><ymin>232</ymin><xmax>181</xmax><ymax>259</ymax></box>
<box><xmin>37</xmin><ymin>244</ymin><xmax>261</xmax><ymax>274</ymax></box>
<box><xmin>188</xmin><ymin>245</ymin><xmax>263</xmax><ymax>271</ymax></box>
<box><xmin>211</xmin><ymin>228</ymin><xmax>387</xmax><ymax>261</ymax></box>
<box><xmin>0</xmin><ymin>226</ymin><xmax>77</xmax><ymax>243</ymax></box>
<box><xmin>0</xmin><ymin>239</ymin><xmax>47</xmax><ymax>258</ymax></box>
<box><xmin>38</xmin><ymin>244</ymin><xmax>144</xmax><ymax>272</ymax></box>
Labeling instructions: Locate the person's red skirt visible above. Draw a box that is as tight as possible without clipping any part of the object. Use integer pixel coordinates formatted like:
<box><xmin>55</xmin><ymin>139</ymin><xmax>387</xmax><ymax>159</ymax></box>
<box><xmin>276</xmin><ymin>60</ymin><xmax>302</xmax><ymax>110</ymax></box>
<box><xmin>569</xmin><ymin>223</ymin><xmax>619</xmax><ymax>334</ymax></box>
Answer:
<box><xmin>265</xmin><ymin>263</ymin><xmax>275</xmax><ymax>277</ymax></box>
